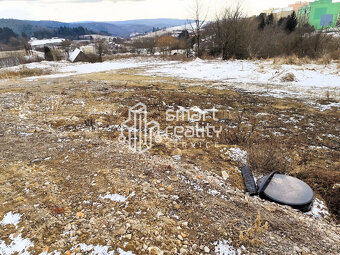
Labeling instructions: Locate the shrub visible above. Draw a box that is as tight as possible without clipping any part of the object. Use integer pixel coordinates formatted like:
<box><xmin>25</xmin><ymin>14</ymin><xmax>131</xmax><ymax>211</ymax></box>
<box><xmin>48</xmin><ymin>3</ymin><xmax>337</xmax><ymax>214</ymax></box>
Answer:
<box><xmin>86</xmin><ymin>53</ymin><xmax>101</xmax><ymax>63</ymax></box>
<box><xmin>218</xmin><ymin>112</ymin><xmax>257</xmax><ymax>146</ymax></box>
<box><xmin>204</xmin><ymin>10</ymin><xmax>340</xmax><ymax>60</ymax></box>
<box><xmin>247</xmin><ymin>141</ymin><xmax>291</xmax><ymax>175</ymax></box>
<box><xmin>238</xmin><ymin>211</ymin><xmax>269</xmax><ymax>247</ymax></box>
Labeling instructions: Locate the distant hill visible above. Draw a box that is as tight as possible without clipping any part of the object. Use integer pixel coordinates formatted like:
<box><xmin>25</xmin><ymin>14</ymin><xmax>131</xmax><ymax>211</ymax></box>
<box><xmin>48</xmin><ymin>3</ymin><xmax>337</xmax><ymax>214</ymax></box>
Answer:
<box><xmin>109</xmin><ymin>18</ymin><xmax>190</xmax><ymax>27</ymax></box>
<box><xmin>0</xmin><ymin>19</ymin><xmax>48</xmax><ymax>37</ymax></box>
<box><xmin>0</xmin><ymin>18</ymin><xmax>191</xmax><ymax>38</ymax></box>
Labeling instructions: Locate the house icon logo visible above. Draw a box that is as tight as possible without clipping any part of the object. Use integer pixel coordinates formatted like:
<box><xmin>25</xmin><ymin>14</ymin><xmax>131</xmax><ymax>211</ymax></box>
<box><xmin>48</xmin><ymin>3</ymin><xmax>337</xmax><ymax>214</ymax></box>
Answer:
<box><xmin>119</xmin><ymin>103</ymin><xmax>161</xmax><ymax>153</ymax></box>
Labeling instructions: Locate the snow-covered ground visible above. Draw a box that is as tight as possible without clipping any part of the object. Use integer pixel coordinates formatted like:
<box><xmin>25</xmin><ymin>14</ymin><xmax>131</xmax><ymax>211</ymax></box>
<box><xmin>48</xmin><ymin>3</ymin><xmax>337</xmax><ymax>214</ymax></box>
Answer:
<box><xmin>16</xmin><ymin>58</ymin><xmax>172</xmax><ymax>80</ymax></box>
<box><xmin>2</xmin><ymin>57</ymin><xmax>340</xmax><ymax>101</ymax></box>
<box><xmin>145</xmin><ymin>58</ymin><xmax>340</xmax><ymax>100</ymax></box>
<box><xmin>146</xmin><ymin>58</ymin><xmax>340</xmax><ymax>88</ymax></box>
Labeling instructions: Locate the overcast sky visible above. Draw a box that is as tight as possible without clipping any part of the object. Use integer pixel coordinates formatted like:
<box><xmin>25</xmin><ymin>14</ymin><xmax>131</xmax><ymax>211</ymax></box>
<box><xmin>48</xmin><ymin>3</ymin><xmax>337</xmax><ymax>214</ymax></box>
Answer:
<box><xmin>0</xmin><ymin>0</ymin><xmax>330</xmax><ymax>22</ymax></box>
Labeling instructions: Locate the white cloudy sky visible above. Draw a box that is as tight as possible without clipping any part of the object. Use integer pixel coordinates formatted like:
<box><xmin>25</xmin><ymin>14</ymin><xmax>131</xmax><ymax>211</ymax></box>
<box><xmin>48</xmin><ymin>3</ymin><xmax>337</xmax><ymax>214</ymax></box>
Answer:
<box><xmin>0</xmin><ymin>0</ymin><xmax>320</xmax><ymax>22</ymax></box>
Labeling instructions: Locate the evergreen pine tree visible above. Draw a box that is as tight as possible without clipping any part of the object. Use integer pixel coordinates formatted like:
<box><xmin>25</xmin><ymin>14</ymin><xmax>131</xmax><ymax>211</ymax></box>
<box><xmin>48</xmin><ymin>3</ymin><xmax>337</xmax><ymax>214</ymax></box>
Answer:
<box><xmin>258</xmin><ymin>13</ymin><xmax>266</xmax><ymax>30</ymax></box>
<box><xmin>266</xmin><ymin>14</ymin><xmax>274</xmax><ymax>26</ymax></box>
<box><xmin>286</xmin><ymin>11</ymin><xmax>297</xmax><ymax>32</ymax></box>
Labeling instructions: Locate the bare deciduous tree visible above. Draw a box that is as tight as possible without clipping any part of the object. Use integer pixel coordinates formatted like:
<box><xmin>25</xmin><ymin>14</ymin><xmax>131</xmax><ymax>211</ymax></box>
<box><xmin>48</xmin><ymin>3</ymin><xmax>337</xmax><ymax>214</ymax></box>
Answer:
<box><xmin>189</xmin><ymin>0</ymin><xmax>208</xmax><ymax>58</ymax></box>
<box><xmin>132</xmin><ymin>37</ymin><xmax>157</xmax><ymax>54</ymax></box>
<box><xmin>95</xmin><ymin>38</ymin><xmax>107</xmax><ymax>62</ymax></box>
<box><xmin>213</xmin><ymin>4</ymin><xmax>249</xmax><ymax>60</ymax></box>
<box><xmin>156</xmin><ymin>35</ymin><xmax>178</xmax><ymax>54</ymax></box>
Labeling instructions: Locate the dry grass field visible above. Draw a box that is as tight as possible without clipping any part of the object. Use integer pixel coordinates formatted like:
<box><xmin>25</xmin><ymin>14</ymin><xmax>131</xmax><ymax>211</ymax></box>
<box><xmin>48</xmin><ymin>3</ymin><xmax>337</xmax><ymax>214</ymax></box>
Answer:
<box><xmin>0</xmin><ymin>64</ymin><xmax>339</xmax><ymax>254</ymax></box>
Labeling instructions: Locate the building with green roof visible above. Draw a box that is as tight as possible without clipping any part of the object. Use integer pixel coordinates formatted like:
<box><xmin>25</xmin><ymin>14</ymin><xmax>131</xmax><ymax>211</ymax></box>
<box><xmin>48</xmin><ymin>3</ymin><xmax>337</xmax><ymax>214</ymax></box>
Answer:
<box><xmin>298</xmin><ymin>0</ymin><xmax>340</xmax><ymax>29</ymax></box>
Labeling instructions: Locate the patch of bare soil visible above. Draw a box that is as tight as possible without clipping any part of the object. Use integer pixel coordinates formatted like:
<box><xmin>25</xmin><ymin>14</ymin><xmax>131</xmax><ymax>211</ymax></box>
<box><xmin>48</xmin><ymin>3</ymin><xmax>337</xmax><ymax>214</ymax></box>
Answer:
<box><xmin>0</xmin><ymin>70</ymin><xmax>339</xmax><ymax>254</ymax></box>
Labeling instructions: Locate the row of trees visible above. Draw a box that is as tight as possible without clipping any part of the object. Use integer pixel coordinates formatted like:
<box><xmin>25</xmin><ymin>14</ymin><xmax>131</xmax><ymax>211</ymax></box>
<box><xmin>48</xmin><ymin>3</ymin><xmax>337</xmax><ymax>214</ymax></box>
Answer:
<box><xmin>258</xmin><ymin>12</ymin><xmax>298</xmax><ymax>32</ymax></box>
<box><xmin>0</xmin><ymin>27</ymin><xmax>29</xmax><ymax>51</ymax></box>
<box><xmin>2</xmin><ymin>1</ymin><xmax>338</xmax><ymax>60</ymax></box>
<box><xmin>202</xmin><ymin>6</ymin><xmax>338</xmax><ymax>60</ymax></box>
<box><xmin>33</xmin><ymin>26</ymin><xmax>95</xmax><ymax>40</ymax></box>
<box><xmin>130</xmin><ymin>2</ymin><xmax>338</xmax><ymax>60</ymax></box>
<box><xmin>131</xmin><ymin>31</ymin><xmax>194</xmax><ymax>55</ymax></box>
<box><xmin>0</xmin><ymin>27</ymin><xmax>18</xmax><ymax>44</ymax></box>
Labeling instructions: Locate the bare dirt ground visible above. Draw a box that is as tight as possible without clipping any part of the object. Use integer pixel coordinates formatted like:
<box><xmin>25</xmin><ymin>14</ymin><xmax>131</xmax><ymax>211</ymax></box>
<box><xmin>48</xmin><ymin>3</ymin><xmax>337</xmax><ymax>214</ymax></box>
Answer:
<box><xmin>0</xmin><ymin>66</ymin><xmax>339</xmax><ymax>254</ymax></box>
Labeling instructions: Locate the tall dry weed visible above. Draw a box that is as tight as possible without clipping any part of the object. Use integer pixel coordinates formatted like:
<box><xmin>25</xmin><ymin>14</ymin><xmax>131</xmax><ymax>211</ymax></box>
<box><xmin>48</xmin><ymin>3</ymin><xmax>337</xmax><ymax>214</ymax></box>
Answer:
<box><xmin>0</xmin><ymin>66</ymin><xmax>51</xmax><ymax>79</ymax></box>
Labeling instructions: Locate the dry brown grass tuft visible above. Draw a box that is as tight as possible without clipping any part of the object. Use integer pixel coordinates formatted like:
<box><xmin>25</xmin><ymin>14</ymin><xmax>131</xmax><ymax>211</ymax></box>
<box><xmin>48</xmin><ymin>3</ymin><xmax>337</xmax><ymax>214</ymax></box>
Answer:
<box><xmin>316</xmin><ymin>54</ymin><xmax>332</xmax><ymax>65</ymax></box>
<box><xmin>219</xmin><ymin>112</ymin><xmax>257</xmax><ymax>147</ymax></box>
<box><xmin>329</xmin><ymin>49</ymin><xmax>340</xmax><ymax>60</ymax></box>
<box><xmin>103</xmin><ymin>53</ymin><xmax>192</xmax><ymax>62</ymax></box>
<box><xmin>102</xmin><ymin>54</ymin><xmax>144</xmax><ymax>61</ymax></box>
<box><xmin>247</xmin><ymin>141</ymin><xmax>291</xmax><ymax>175</ymax></box>
<box><xmin>157</xmin><ymin>54</ymin><xmax>193</xmax><ymax>62</ymax></box>
<box><xmin>273</xmin><ymin>55</ymin><xmax>312</xmax><ymax>66</ymax></box>
<box><xmin>0</xmin><ymin>66</ymin><xmax>52</xmax><ymax>79</ymax></box>
<box><xmin>280</xmin><ymin>72</ymin><xmax>296</xmax><ymax>82</ymax></box>
<box><xmin>272</xmin><ymin>54</ymin><xmax>337</xmax><ymax>66</ymax></box>
<box><xmin>238</xmin><ymin>211</ymin><xmax>269</xmax><ymax>247</ymax></box>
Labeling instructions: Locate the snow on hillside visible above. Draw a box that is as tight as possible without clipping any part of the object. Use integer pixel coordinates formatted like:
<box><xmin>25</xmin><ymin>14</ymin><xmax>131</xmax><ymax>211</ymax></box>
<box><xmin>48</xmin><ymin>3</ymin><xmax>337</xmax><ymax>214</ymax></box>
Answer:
<box><xmin>131</xmin><ymin>22</ymin><xmax>196</xmax><ymax>39</ymax></box>
<box><xmin>3</xmin><ymin>57</ymin><xmax>340</xmax><ymax>101</ymax></box>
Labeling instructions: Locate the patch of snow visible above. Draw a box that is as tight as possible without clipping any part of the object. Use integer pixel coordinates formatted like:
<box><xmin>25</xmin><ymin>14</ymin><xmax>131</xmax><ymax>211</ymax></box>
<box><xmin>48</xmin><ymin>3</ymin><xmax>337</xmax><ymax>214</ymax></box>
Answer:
<box><xmin>172</xmin><ymin>155</ymin><xmax>181</xmax><ymax>161</ymax></box>
<box><xmin>309</xmin><ymin>145</ymin><xmax>329</xmax><ymax>150</ymax></box>
<box><xmin>307</xmin><ymin>198</ymin><xmax>329</xmax><ymax>219</ymax></box>
<box><xmin>214</xmin><ymin>240</ymin><xmax>237</xmax><ymax>255</ymax></box>
<box><xmin>99</xmin><ymin>191</ymin><xmax>134</xmax><ymax>203</ymax></box>
<box><xmin>234</xmin><ymin>167</ymin><xmax>241</xmax><ymax>173</ymax></box>
<box><xmin>317</xmin><ymin>102</ymin><xmax>340</xmax><ymax>111</ymax></box>
<box><xmin>19</xmin><ymin>132</ymin><xmax>33</xmax><ymax>137</ymax></box>
<box><xmin>193</xmin><ymin>58</ymin><xmax>205</xmax><ymax>63</ymax></box>
<box><xmin>0</xmin><ymin>212</ymin><xmax>21</xmax><ymax>228</ymax></box>
<box><xmin>99</xmin><ymin>193</ymin><xmax>128</xmax><ymax>202</ymax></box>
<box><xmin>117</xmin><ymin>248</ymin><xmax>136</xmax><ymax>255</ymax></box>
<box><xmin>170</xmin><ymin>195</ymin><xmax>179</xmax><ymax>200</ymax></box>
<box><xmin>208</xmin><ymin>189</ymin><xmax>221</xmax><ymax>196</ymax></box>
<box><xmin>0</xmin><ymin>234</ymin><xmax>33</xmax><ymax>255</ymax></box>
<box><xmin>256</xmin><ymin>112</ymin><xmax>269</xmax><ymax>116</ymax></box>
<box><xmin>227</xmin><ymin>147</ymin><xmax>248</xmax><ymax>165</ymax></box>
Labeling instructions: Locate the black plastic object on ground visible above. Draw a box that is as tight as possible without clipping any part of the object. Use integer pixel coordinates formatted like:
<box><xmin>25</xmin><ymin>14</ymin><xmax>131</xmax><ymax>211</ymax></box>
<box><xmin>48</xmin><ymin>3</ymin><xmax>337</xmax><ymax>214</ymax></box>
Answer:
<box><xmin>257</xmin><ymin>171</ymin><xmax>278</xmax><ymax>194</ymax></box>
<box><xmin>257</xmin><ymin>173</ymin><xmax>314</xmax><ymax>212</ymax></box>
<box><xmin>241</xmin><ymin>166</ymin><xmax>257</xmax><ymax>196</ymax></box>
